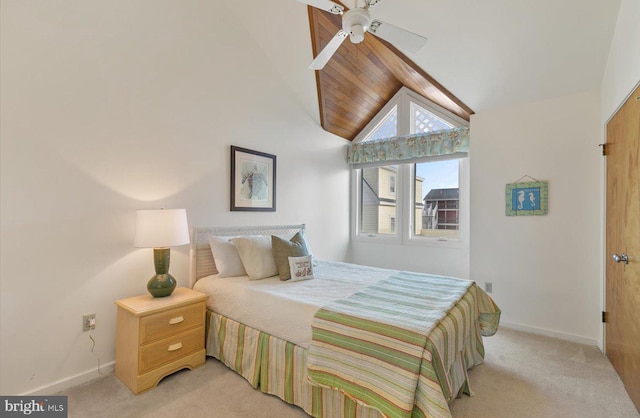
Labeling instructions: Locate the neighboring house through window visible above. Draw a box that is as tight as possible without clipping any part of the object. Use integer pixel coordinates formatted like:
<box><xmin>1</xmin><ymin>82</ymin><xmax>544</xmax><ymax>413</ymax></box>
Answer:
<box><xmin>423</xmin><ymin>187</ymin><xmax>459</xmax><ymax>236</ymax></box>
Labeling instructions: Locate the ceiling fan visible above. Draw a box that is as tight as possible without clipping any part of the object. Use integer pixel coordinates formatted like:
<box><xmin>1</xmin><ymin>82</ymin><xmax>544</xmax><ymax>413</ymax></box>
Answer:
<box><xmin>297</xmin><ymin>0</ymin><xmax>428</xmax><ymax>70</ymax></box>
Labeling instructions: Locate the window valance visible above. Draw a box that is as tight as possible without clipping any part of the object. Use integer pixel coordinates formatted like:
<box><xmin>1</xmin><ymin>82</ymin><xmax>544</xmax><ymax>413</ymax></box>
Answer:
<box><xmin>347</xmin><ymin>126</ymin><xmax>469</xmax><ymax>166</ymax></box>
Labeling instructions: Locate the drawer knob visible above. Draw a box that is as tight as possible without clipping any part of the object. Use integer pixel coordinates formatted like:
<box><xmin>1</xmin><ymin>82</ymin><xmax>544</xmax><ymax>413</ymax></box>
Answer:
<box><xmin>168</xmin><ymin>342</ymin><xmax>183</xmax><ymax>352</ymax></box>
<box><xmin>169</xmin><ymin>316</ymin><xmax>184</xmax><ymax>325</ymax></box>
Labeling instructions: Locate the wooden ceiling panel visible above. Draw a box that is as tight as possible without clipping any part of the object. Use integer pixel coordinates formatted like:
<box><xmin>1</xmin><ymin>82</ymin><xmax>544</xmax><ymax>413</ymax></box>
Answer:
<box><xmin>307</xmin><ymin>5</ymin><xmax>473</xmax><ymax>141</ymax></box>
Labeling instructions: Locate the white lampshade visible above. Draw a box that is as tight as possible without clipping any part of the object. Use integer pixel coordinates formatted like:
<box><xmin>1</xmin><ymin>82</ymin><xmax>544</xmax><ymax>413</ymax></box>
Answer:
<box><xmin>134</xmin><ymin>209</ymin><xmax>190</xmax><ymax>248</ymax></box>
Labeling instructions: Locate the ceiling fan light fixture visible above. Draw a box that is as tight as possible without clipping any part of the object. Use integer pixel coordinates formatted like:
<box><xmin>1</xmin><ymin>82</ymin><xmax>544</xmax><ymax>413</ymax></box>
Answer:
<box><xmin>350</xmin><ymin>25</ymin><xmax>365</xmax><ymax>43</ymax></box>
<box><xmin>343</xmin><ymin>8</ymin><xmax>370</xmax><ymax>44</ymax></box>
<box><xmin>302</xmin><ymin>0</ymin><xmax>428</xmax><ymax>70</ymax></box>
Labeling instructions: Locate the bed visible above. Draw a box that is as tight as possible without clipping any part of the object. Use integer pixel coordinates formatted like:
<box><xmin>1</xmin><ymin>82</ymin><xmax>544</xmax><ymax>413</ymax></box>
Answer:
<box><xmin>189</xmin><ymin>224</ymin><xmax>500</xmax><ymax>418</ymax></box>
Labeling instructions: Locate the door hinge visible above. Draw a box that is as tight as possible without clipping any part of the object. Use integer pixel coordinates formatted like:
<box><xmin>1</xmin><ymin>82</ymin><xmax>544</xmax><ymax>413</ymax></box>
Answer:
<box><xmin>599</xmin><ymin>143</ymin><xmax>608</xmax><ymax>156</ymax></box>
<box><xmin>602</xmin><ymin>311</ymin><xmax>609</xmax><ymax>323</ymax></box>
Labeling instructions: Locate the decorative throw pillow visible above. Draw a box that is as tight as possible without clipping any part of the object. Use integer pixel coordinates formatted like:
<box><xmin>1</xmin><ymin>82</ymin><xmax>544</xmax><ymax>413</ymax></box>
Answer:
<box><xmin>288</xmin><ymin>255</ymin><xmax>314</xmax><ymax>282</ymax></box>
<box><xmin>208</xmin><ymin>236</ymin><xmax>246</xmax><ymax>278</ymax></box>
<box><xmin>230</xmin><ymin>236</ymin><xmax>278</xmax><ymax>280</ymax></box>
<box><xmin>297</xmin><ymin>229</ymin><xmax>318</xmax><ymax>265</ymax></box>
<box><xmin>272</xmin><ymin>233</ymin><xmax>310</xmax><ymax>280</ymax></box>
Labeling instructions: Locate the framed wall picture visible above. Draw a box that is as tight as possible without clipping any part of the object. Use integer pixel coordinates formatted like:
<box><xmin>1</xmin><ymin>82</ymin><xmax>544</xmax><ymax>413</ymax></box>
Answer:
<box><xmin>230</xmin><ymin>146</ymin><xmax>276</xmax><ymax>212</ymax></box>
<box><xmin>505</xmin><ymin>181</ymin><xmax>548</xmax><ymax>216</ymax></box>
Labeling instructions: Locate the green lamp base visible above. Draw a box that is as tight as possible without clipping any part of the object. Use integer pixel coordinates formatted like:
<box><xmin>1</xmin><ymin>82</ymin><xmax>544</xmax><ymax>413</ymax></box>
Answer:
<box><xmin>147</xmin><ymin>273</ymin><xmax>177</xmax><ymax>298</ymax></box>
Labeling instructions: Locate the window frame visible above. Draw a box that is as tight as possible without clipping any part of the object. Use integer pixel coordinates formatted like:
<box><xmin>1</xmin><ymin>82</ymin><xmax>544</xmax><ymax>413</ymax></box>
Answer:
<box><xmin>350</xmin><ymin>87</ymin><xmax>469</xmax><ymax>248</ymax></box>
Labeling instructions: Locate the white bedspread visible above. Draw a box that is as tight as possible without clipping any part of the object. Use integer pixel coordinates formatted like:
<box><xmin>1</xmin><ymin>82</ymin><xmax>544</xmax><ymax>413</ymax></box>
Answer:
<box><xmin>193</xmin><ymin>260</ymin><xmax>399</xmax><ymax>348</ymax></box>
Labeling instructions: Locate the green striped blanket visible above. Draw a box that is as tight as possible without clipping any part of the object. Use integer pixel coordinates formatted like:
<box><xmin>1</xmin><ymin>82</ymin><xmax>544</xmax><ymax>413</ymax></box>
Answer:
<box><xmin>307</xmin><ymin>272</ymin><xmax>482</xmax><ymax>418</ymax></box>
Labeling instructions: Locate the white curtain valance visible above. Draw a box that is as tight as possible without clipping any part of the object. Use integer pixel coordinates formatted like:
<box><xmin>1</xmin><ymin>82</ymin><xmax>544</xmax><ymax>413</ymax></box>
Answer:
<box><xmin>347</xmin><ymin>127</ymin><xmax>469</xmax><ymax>166</ymax></box>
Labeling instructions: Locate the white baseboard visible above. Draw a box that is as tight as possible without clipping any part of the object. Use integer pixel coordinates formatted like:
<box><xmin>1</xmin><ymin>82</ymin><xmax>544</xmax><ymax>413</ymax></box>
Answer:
<box><xmin>500</xmin><ymin>321</ymin><xmax>599</xmax><ymax>347</ymax></box>
<box><xmin>21</xmin><ymin>361</ymin><xmax>115</xmax><ymax>396</ymax></box>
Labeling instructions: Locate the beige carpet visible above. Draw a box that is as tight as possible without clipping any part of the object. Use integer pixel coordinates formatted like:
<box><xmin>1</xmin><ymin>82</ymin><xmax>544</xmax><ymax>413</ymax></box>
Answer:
<box><xmin>59</xmin><ymin>328</ymin><xmax>639</xmax><ymax>418</ymax></box>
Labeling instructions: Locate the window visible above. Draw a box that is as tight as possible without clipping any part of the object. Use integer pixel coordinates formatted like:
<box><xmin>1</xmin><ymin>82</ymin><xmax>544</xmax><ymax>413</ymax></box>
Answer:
<box><xmin>358</xmin><ymin>104</ymin><xmax>401</xmax><ymax>237</ymax></box>
<box><xmin>352</xmin><ymin>87</ymin><xmax>468</xmax><ymax>244</ymax></box>
<box><xmin>410</xmin><ymin>101</ymin><xmax>459</xmax><ymax>238</ymax></box>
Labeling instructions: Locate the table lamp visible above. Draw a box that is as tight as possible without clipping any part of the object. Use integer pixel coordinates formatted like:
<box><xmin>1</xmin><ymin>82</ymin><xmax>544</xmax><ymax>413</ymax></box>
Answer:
<box><xmin>134</xmin><ymin>209</ymin><xmax>190</xmax><ymax>297</ymax></box>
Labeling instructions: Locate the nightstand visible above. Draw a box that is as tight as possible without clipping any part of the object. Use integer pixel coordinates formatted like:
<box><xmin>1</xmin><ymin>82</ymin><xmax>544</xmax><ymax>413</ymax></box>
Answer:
<box><xmin>115</xmin><ymin>287</ymin><xmax>207</xmax><ymax>394</ymax></box>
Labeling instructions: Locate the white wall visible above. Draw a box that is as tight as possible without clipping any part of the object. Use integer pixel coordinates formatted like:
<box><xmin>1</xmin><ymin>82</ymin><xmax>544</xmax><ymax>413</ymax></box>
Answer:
<box><xmin>348</xmin><ymin>242</ymin><xmax>469</xmax><ymax>279</ymax></box>
<box><xmin>470</xmin><ymin>90</ymin><xmax>602</xmax><ymax>344</ymax></box>
<box><xmin>601</xmin><ymin>0</ymin><xmax>640</xmax><ymax>122</ymax></box>
<box><xmin>0</xmin><ymin>0</ymin><xmax>350</xmax><ymax>395</ymax></box>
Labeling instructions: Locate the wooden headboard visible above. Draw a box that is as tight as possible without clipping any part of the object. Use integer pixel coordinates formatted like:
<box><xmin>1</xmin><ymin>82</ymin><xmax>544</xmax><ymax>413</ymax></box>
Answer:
<box><xmin>189</xmin><ymin>224</ymin><xmax>306</xmax><ymax>287</ymax></box>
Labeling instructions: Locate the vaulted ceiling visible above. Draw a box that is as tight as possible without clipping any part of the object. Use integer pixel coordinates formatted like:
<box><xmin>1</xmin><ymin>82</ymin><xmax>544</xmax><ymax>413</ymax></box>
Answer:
<box><xmin>297</xmin><ymin>0</ymin><xmax>621</xmax><ymax>141</ymax></box>
<box><xmin>307</xmin><ymin>4</ymin><xmax>473</xmax><ymax>140</ymax></box>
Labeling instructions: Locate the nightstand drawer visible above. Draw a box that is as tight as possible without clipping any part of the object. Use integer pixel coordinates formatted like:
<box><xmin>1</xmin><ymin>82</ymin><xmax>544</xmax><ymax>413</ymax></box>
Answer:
<box><xmin>140</xmin><ymin>302</ymin><xmax>204</xmax><ymax>344</ymax></box>
<box><xmin>139</xmin><ymin>327</ymin><xmax>205</xmax><ymax>374</ymax></box>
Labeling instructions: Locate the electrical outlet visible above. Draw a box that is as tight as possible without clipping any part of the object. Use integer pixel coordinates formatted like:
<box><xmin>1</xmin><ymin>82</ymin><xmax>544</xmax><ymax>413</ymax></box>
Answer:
<box><xmin>83</xmin><ymin>314</ymin><xmax>96</xmax><ymax>331</ymax></box>
<box><xmin>484</xmin><ymin>282</ymin><xmax>493</xmax><ymax>293</ymax></box>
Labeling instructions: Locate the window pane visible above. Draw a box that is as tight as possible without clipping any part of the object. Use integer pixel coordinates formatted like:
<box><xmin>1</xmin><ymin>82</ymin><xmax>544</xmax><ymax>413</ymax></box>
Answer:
<box><xmin>411</xmin><ymin>103</ymin><xmax>454</xmax><ymax>134</ymax></box>
<box><xmin>360</xmin><ymin>166</ymin><xmax>397</xmax><ymax>236</ymax></box>
<box><xmin>414</xmin><ymin>160</ymin><xmax>459</xmax><ymax>237</ymax></box>
<box><xmin>365</xmin><ymin>106</ymin><xmax>397</xmax><ymax>141</ymax></box>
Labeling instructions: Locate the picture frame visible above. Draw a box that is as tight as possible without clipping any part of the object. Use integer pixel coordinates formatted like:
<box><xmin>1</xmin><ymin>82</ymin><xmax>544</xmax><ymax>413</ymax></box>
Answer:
<box><xmin>505</xmin><ymin>181</ymin><xmax>548</xmax><ymax>216</ymax></box>
<box><xmin>230</xmin><ymin>146</ymin><xmax>276</xmax><ymax>212</ymax></box>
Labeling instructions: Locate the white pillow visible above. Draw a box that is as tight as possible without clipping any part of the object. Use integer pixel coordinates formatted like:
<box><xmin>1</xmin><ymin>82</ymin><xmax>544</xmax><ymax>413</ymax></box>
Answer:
<box><xmin>230</xmin><ymin>236</ymin><xmax>278</xmax><ymax>280</ymax></box>
<box><xmin>208</xmin><ymin>236</ymin><xmax>246</xmax><ymax>278</ymax></box>
<box><xmin>288</xmin><ymin>255</ymin><xmax>314</xmax><ymax>282</ymax></box>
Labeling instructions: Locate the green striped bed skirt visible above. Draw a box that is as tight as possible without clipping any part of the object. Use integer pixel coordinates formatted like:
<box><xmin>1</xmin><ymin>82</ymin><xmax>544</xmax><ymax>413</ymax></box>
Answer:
<box><xmin>208</xmin><ymin>311</ymin><xmax>379</xmax><ymax>417</ymax></box>
<box><xmin>206</xmin><ymin>283</ymin><xmax>492</xmax><ymax>418</ymax></box>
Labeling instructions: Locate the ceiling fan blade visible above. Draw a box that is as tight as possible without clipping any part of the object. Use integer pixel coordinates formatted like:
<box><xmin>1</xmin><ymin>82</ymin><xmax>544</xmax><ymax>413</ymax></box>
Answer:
<box><xmin>368</xmin><ymin>20</ymin><xmax>427</xmax><ymax>53</ymax></box>
<box><xmin>365</xmin><ymin>0</ymin><xmax>383</xmax><ymax>8</ymax></box>
<box><xmin>295</xmin><ymin>0</ymin><xmax>344</xmax><ymax>15</ymax></box>
<box><xmin>308</xmin><ymin>30</ymin><xmax>348</xmax><ymax>70</ymax></box>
